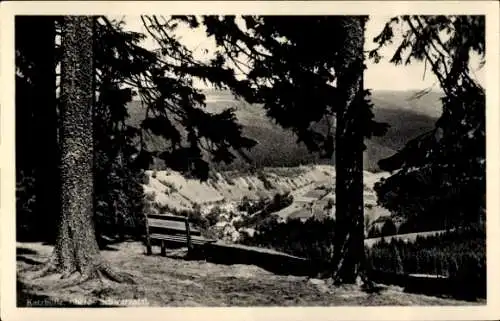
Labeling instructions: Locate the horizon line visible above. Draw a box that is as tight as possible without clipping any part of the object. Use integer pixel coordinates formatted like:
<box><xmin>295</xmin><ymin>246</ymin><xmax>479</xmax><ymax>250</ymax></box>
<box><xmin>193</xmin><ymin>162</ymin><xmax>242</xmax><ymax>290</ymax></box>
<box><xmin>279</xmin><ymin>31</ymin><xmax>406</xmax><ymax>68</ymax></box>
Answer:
<box><xmin>130</xmin><ymin>87</ymin><xmax>444</xmax><ymax>101</ymax></box>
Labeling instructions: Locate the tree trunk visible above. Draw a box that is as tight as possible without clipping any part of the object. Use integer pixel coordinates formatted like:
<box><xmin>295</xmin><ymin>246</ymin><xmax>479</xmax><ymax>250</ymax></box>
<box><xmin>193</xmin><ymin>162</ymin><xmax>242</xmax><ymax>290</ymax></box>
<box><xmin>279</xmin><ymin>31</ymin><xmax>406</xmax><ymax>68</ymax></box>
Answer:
<box><xmin>331</xmin><ymin>16</ymin><xmax>367</xmax><ymax>284</ymax></box>
<box><xmin>52</xmin><ymin>16</ymin><xmax>101</xmax><ymax>276</ymax></box>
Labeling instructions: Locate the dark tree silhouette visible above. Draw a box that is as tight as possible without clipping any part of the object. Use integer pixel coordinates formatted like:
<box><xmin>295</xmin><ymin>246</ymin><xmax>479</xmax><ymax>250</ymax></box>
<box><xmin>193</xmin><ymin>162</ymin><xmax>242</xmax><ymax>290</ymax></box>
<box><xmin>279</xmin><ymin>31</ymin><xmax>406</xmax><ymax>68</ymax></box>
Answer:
<box><xmin>15</xmin><ymin>16</ymin><xmax>59</xmax><ymax>242</ymax></box>
<box><xmin>330</xmin><ymin>16</ymin><xmax>369</xmax><ymax>284</ymax></box>
<box><xmin>32</xmin><ymin>17</ymin><xmax>59</xmax><ymax>242</ymax></box>
<box><xmin>371</xmin><ymin>16</ymin><xmax>486</xmax><ymax>230</ymax></box>
<box><xmin>181</xmin><ymin>15</ymin><xmax>389</xmax><ymax>284</ymax></box>
<box><xmin>380</xmin><ymin>219</ymin><xmax>397</xmax><ymax>236</ymax></box>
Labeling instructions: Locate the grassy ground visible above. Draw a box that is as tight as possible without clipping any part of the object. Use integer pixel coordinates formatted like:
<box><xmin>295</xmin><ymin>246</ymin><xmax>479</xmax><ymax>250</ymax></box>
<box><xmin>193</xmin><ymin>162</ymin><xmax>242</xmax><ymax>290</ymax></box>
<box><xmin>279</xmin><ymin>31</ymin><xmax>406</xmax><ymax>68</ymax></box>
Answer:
<box><xmin>16</xmin><ymin>241</ymin><xmax>482</xmax><ymax>307</ymax></box>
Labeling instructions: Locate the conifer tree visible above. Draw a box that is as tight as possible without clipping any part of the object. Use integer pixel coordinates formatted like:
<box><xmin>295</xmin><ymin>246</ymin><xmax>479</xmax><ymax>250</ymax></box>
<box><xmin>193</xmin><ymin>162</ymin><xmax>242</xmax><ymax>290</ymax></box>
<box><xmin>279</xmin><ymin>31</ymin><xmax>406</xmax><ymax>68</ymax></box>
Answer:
<box><xmin>371</xmin><ymin>16</ymin><xmax>485</xmax><ymax>230</ymax></box>
<box><xmin>189</xmin><ymin>15</ymin><xmax>389</xmax><ymax>283</ymax></box>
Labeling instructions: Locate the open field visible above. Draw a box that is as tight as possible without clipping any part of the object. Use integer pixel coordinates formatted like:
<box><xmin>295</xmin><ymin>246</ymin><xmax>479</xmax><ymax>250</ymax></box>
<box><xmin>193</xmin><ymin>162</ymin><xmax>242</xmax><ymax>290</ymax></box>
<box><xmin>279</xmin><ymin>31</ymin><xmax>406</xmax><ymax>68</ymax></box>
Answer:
<box><xmin>272</xmin><ymin>170</ymin><xmax>391</xmax><ymax>224</ymax></box>
<box><xmin>17</xmin><ymin>241</ymin><xmax>480</xmax><ymax>307</ymax></box>
<box><xmin>143</xmin><ymin>165</ymin><xmax>392</xmax><ymax>229</ymax></box>
<box><xmin>143</xmin><ymin>165</ymin><xmax>333</xmax><ymax>212</ymax></box>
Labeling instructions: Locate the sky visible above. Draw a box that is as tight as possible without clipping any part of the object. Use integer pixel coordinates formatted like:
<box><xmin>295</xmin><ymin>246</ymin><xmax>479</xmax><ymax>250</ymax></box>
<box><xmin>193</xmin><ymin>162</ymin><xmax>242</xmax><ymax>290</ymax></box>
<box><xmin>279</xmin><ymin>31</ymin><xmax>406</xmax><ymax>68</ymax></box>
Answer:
<box><xmin>118</xmin><ymin>15</ymin><xmax>485</xmax><ymax>92</ymax></box>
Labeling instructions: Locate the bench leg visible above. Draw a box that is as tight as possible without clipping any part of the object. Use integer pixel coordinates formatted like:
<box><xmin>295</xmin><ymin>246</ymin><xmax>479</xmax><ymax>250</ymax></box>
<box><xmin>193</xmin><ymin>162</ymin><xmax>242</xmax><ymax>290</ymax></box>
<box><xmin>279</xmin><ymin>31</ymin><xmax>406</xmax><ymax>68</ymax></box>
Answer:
<box><xmin>194</xmin><ymin>244</ymin><xmax>208</xmax><ymax>262</ymax></box>
<box><xmin>146</xmin><ymin>238</ymin><xmax>152</xmax><ymax>256</ymax></box>
<box><xmin>160</xmin><ymin>240</ymin><xmax>166</xmax><ymax>256</ymax></box>
<box><xmin>186</xmin><ymin>246</ymin><xmax>198</xmax><ymax>260</ymax></box>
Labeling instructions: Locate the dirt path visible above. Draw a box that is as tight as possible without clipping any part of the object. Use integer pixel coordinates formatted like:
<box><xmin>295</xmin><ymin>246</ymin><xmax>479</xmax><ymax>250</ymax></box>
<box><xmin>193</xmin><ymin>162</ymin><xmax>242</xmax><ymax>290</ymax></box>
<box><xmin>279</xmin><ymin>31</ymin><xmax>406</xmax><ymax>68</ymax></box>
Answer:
<box><xmin>16</xmin><ymin>241</ymin><xmax>482</xmax><ymax>307</ymax></box>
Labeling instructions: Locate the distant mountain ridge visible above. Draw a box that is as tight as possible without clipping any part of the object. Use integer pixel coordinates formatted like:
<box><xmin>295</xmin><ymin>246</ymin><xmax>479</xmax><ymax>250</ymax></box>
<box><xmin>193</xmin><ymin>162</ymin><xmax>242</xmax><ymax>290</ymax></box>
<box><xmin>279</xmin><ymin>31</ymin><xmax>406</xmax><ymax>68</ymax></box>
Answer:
<box><xmin>127</xmin><ymin>89</ymin><xmax>442</xmax><ymax>172</ymax></box>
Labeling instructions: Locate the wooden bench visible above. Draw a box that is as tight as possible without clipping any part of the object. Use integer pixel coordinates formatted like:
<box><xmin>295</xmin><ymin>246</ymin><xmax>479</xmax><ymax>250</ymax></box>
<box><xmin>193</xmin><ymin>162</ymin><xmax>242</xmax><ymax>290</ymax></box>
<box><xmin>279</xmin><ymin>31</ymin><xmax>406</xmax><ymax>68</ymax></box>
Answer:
<box><xmin>144</xmin><ymin>214</ymin><xmax>216</xmax><ymax>256</ymax></box>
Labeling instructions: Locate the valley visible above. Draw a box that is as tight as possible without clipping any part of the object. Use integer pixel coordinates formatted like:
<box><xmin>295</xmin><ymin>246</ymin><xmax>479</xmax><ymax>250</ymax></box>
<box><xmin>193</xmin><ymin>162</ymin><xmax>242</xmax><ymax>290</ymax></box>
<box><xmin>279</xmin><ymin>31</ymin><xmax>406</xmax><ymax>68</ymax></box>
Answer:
<box><xmin>143</xmin><ymin>165</ymin><xmax>391</xmax><ymax>242</ymax></box>
<box><xmin>137</xmin><ymin>89</ymin><xmax>441</xmax><ymax>241</ymax></box>
<box><xmin>136</xmin><ymin>90</ymin><xmax>441</xmax><ymax>241</ymax></box>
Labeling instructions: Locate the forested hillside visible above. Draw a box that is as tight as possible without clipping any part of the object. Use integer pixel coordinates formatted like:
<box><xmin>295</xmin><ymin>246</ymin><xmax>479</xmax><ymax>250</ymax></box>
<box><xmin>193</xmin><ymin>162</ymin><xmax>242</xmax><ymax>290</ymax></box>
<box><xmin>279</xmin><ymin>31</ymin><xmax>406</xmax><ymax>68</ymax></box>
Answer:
<box><xmin>127</xmin><ymin>89</ymin><xmax>442</xmax><ymax>172</ymax></box>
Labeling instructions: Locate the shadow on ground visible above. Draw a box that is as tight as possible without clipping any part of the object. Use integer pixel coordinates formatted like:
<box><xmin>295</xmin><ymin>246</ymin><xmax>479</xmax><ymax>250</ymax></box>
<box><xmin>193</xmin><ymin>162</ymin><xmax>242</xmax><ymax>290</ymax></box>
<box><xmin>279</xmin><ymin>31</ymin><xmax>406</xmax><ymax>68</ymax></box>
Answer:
<box><xmin>155</xmin><ymin>242</ymin><xmax>485</xmax><ymax>303</ymax></box>
<box><xmin>16</xmin><ymin>240</ymin><xmax>484</xmax><ymax>307</ymax></box>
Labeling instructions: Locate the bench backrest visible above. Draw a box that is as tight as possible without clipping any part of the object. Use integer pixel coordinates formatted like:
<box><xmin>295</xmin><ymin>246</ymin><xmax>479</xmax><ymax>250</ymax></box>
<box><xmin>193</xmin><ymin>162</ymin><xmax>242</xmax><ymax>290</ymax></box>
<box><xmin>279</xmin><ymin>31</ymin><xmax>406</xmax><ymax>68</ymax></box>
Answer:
<box><xmin>146</xmin><ymin>214</ymin><xmax>201</xmax><ymax>237</ymax></box>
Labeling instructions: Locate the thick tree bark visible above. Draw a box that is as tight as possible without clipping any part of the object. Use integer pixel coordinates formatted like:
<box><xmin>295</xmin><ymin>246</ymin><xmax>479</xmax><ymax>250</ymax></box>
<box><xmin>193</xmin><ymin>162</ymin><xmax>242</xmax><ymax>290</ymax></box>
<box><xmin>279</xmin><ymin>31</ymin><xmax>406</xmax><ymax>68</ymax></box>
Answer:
<box><xmin>331</xmin><ymin>16</ymin><xmax>367</xmax><ymax>284</ymax></box>
<box><xmin>52</xmin><ymin>16</ymin><xmax>101</xmax><ymax>276</ymax></box>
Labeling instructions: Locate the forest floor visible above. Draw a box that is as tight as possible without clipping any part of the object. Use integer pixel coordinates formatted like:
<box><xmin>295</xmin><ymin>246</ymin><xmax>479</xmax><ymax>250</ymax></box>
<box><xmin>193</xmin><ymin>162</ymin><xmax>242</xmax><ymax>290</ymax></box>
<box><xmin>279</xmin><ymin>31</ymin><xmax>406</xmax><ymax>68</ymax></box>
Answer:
<box><xmin>16</xmin><ymin>241</ymin><xmax>483</xmax><ymax>307</ymax></box>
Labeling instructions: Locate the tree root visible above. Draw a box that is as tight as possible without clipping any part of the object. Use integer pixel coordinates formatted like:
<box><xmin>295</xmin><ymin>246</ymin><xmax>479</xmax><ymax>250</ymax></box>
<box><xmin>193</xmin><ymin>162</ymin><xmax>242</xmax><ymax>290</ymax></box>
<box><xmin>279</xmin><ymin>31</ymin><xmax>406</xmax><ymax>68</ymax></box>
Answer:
<box><xmin>20</xmin><ymin>257</ymin><xmax>135</xmax><ymax>290</ymax></box>
<box><xmin>319</xmin><ymin>230</ymin><xmax>382</xmax><ymax>292</ymax></box>
<box><xmin>96</xmin><ymin>263</ymin><xmax>135</xmax><ymax>284</ymax></box>
<box><xmin>60</xmin><ymin>270</ymin><xmax>79</xmax><ymax>280</ymax></box>
<box><xmin>21</xmin><ymin>257</ymin><xmax>59</xmax><ymax>281</ymax></box>
<box><xmin>56</xmin><ymin>273</ymin><xmax>93</xmax><ymax>289</ymax></box>
<box><xmin>50</xmin><ymin>264</ymin><xmax>135</xmax><ymax>290</ymax></box>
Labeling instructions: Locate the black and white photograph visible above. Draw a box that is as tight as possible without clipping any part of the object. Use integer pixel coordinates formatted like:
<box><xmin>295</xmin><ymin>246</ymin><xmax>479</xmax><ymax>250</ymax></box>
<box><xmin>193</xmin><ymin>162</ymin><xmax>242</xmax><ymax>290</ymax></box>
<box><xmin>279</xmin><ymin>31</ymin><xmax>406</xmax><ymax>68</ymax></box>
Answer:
<box><xmin>1</xmin><ymin>1</ymin><xmax>499</xmax><ymax>319</ymax></box>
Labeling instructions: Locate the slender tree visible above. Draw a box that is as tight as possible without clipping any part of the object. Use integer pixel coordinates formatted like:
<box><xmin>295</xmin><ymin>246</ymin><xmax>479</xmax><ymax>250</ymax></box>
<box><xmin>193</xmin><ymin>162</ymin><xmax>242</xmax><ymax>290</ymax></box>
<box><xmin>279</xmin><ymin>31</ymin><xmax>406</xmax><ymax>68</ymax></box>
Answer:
<box><xmin>330</xmin><ymin>16</ymin><xmax>368</xmax><ymax>284</ymax></box>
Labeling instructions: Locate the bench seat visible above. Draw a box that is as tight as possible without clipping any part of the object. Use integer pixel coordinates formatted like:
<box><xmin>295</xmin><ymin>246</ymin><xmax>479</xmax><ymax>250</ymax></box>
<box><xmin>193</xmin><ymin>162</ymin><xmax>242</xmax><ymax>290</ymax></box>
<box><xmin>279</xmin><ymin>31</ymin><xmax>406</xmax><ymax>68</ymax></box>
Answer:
<box><xmin>149</xmin><ymin>233</ymin><xmax>216</xmax><ymax>245</ymax></box>
<box><xmin>144</xmin><ymin>213</ymin><xmax>216</xmax><ymax>256</ymax></box>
